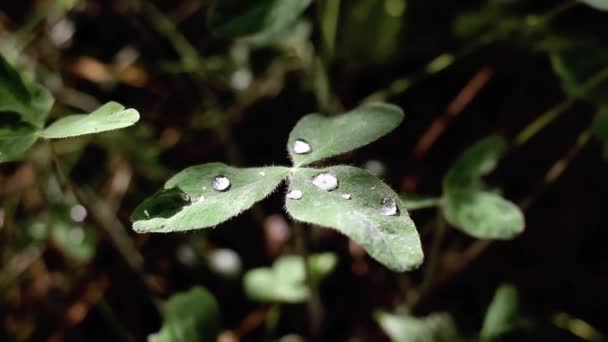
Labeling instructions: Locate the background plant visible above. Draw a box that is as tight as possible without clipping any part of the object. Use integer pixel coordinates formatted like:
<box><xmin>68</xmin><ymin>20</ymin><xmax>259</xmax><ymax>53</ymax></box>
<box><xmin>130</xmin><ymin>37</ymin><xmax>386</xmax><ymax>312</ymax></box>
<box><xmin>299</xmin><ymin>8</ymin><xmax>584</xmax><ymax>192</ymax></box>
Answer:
<box><xmin>1</xmin><ymin>0</ymin><xmax>608</xmax><ymax>341</ymax></box>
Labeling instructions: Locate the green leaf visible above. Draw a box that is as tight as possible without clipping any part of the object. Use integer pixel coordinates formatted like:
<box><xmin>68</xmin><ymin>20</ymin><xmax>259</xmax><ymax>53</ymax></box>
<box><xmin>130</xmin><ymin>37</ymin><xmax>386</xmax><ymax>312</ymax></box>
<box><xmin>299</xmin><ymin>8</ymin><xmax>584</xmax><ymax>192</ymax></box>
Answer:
<box><xmin>51</xmin><ymin>223</ymin><xmax>97</xmax><ymax>263</ymax></box>
<box><xmin>149</xmin><ymin>287</ymin><xmax>221</xmax><ymax>342</ymax></box>
<box><xmin>0</xmin><ymin>123</ymin><xmax>38</xmax><ymax>163</ymax></box>
<box><xmin>287</xmin><ymin>103</ymin><xmax>404</xmax><ymax>167</ymax></box>
<box><xmin>0</xmin><ymin>55</ymin><xmax>54</xmax><ymax>128</ymax></box>
<box><xmin>580</xmin><ymin>0</ymin><xmax>608</xmax><ymax>11</ymax></box>
<box><xmin>40</xmin><ymin>102</ymin><xmax>140</xmax><ymax>139</ymax></box>
<box><xmin>550</xmin><ymin>43</ymin><xmax>608</xmax><ymax>105</ymax></box>
<box><xmin>376</xmin><ymin>311</ymin><xmax>460</xmax><ymax>342</ymax></box>
<box><xmin>132</xmin><ymin>163</ymin><xmax>289</xmax><ymax>233</ymax></box>
<box><xmin>481</xmin><ymin>284</ymin><xmax>520</xmax><ymax>339</ymax></box>
<box><xmin>443</xmin><ymin>191</ymin><xmax>524</xmax><ymax>239</ymax></box>
<box><xmin>285</xmin><ymin>166</ymin><xmax>423</xmax><ymax>271</ymax></box>
<box><xmin>593</xmin><ymin>108</ymin><xmax>608</xmax><ymax>160</ymax></box>
<box><xmin>208</xmin><ymin>0</ymin><xmax>312</xmax><ymax>41</ymax></box>
<box><xmin>400</xmin><ymin>194</ymin><xmax>441</xmax><ymax>210</ymax></box>
<box><xmin>243</xmin><ymin>253</ymin><xmax>336</xmax><ymax>303</ymax></box>
<box><xmin>443</xmin><ymin>136</ymin><xmax>507</xmax><ymax>192</ymax></box>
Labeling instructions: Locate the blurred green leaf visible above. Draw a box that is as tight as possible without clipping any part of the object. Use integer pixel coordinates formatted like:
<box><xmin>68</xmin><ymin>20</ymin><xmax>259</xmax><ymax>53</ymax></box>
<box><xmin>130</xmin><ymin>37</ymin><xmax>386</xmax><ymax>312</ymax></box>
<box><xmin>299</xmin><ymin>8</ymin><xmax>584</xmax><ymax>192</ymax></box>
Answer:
<box><xmin>580</xmin><ymin>0</ymin><xmax>608</xmax><ymax>11</ymax></box>
<box><xmin>40</xmin><ymin>102</ymin><xmax>140</xmax><ymax>139</ymax></box>
<box><xmin>51</xmin><ymin>223</ymin><xmax>97</xmax><ymax>263</ymax></box>
<box><xmin>0</xmin><ymin>54</ymin><xmax>54</xmax><ymax>128</ymax></box>
<box><xmin>442</xmin><ymin>136</ymin><xmax>524</xmax><ymax>239</ymax></box>
<box><xmin>132</xmin><ymin>163</ymin><xmax>289</xmax><ymax>233</ymax></box>
<box><xmin>208</xmin><ymin>0</ymin><xmax>312</xmax><ymax>42</ymax></box>
<box><xmin>443</xmin><ymin>191</ymin><xmax>524</xmax><ymax>239</ymax></box>
<box><xmin>243</xmin><ymin>253</ymin><xmax>336</xmax><ymax>303</ymax></box>
<box><xmin>0</xmin><ymin>123</ymin><xmax>38</xmax><ymax>163</ymax></box>
<box><xmin>550</xmin><ymin>43</ymin><xmax>608</xmax><ymax>105</ymax></box>
<box><xmin>400</xmin><ymin>194</ymin><xmax>441</xmax><ymax>210</ymax></box>
<box><xmin>593</xmin><ymin>109</ymin><xmax>608</xmax><ymax>160</ymax></box>
<box><xmin>481</xmin><ymin>284</ymin><xmax>520</xmax><ymax>339</ymax></box>
<box><xmin>285</xmin><ymin>166</ymin><xmax>423</xmax><ymax>271</ymax></box>
<box><xmin>287</xmin><ymin>103</ymin><xmax>404</xmax><ymax>166</ymax></box>
<box><xmin>376</xmin><ymin>311</ymin><xmax>460</xmax><ymax>342</ymax></box>
<box><xmin>443</xmin><ymin>136</ymin><xmax>507</xmax><ymax>192</ymax></box>
<box><xmin>149</xmin><ymin>287</ymin><xmax>221</xmax><ymax>342</ymax></box>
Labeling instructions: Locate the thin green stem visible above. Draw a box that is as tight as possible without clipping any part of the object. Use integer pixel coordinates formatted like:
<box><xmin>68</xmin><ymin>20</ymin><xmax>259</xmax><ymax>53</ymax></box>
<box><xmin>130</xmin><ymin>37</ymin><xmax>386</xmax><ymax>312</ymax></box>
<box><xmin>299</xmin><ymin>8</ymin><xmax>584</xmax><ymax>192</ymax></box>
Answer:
<box><xmin>293</xmin><ymin>221</ymin><xmax>323</xmax><ymax>338</ymax></box>
<box><xmin>264</xmin><ymin>304</ymin><xmax>281</xmax><ymax>342</ymax></box>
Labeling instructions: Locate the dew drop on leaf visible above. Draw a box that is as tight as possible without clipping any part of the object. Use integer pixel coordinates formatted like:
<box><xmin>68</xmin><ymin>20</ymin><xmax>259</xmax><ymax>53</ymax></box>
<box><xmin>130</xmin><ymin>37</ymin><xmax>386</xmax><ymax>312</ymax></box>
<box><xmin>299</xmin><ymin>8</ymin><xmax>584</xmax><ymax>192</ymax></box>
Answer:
<box><xmin>212</xmin><ymin>175</ymin><xmax>231</xmax><ymax>192</ymax></box>
<box><xmin>340</xmin><ymin>192</ymin><xmax>352</xmax><ymax>200</ymax></box>
<box><xmin>287</xmin><ymin>189</ymin><xmax>303</xmax><ymax>200</ymax></box>
<box><xmin>144</xmin><ymin>210</ymin><xmax>150</xmax><ymax>218</ymax></box>
<box><xmin>293</xmin><ymin>139</ymin><xmax>312</xmax><ymax>154</ymax></box>
<box><xmin>180</xmin><ymin>192</ymin><xmax>191</xmax><ymax>201</ymax></box>
<box><xmin>312</xmin><ymin>173</ymin><xmax>338</xmax><ymax>191</ymax></box>
<box><xmin>258</xmin><ymin>170</ymin><xmax>266</xmax><ymax>176</ymax></box>
<box><xmin>380</xmin><ymin>197</ymin><xmax>398</xmax><ymax>216</ymax></box>
<box><xmin>193</xmin><ymin>195</ymin><xmax>205</xmax><ymax>204</ymax></box>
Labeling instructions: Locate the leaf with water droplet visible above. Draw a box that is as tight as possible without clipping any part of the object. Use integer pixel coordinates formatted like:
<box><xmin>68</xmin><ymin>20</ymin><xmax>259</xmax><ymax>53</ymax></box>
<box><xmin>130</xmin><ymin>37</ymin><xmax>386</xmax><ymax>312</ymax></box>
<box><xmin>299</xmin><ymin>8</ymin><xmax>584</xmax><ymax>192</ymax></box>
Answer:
<box><xmin>286</xmin><ymin>166</ymin><xmax>423</xmax><ymax>272</ymax></box>
<box><xmin>149</xmin><ymin>287</ymin><xmax>221</xmax><ymax>342</ymax></box>
<box><xmin>208</xmin><ymin>0</ymin><xmax>312</xmax><ymax>43</ymax></box>
<box><xmin>40</xmin><ymin>101</ymin><xmax>139</xmax><ymax>139</ymax></box>
<box><xmin>287</xmin><ymin>103</ymin><xmax>404</xmax><ymax>166</ymax></box>
<box><xmin>243</xmin><ymin>253</ymin><xmax>336</xmax><ymax>303</ymax></box>
<box><xmin>443</xmin><ymin>191</ymin><xmax>524</xmax><ymax>239</ymax></box>
<box><xmin>0</xmin><ymin>54</ymin><xmax>54</xmax><ymax>128</ymax></box>
<box><xmin>132</xmin><ymin>163</ymin><xmax>289</xmax><ymax>233</ymax></box>
<box><xmin>375</xmin><ymin>311</ymin><xmax>459</xmax><ymax>342</ymax></box>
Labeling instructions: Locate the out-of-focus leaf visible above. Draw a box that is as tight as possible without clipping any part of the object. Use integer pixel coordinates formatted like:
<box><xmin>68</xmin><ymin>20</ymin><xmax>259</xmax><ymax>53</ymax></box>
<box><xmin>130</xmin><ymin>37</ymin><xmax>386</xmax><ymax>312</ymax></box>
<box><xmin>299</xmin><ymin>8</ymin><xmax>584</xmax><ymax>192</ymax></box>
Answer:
<box><xmin>550</xmin><ymin>43</ymin><xmax>608</xmax><ymax>105</ymax></box>
<box><xmin>580</xmin><ymin>0</ymin><xmax>608</xmax><ymax>11</ymax></box>
<box><xmin>0</xmin><ymin>123</ymin><xmax>38</xmax><ymax>163</ymax></box>
<box><xmin>376</xmin><ymin>311</ymin><xmax>460</xmax><ymax>342</ymax></box>
<box><xmin>285</xmin><ymin>166</ymin><xmax>423</xmax><ymax>272</ymax></box>
<box><xmin>442</xmin><ymin>136</ymin><xmax>524</xmax><ymax>239</ymax></box>
<box><xmin>132</xmin><ymin>163</ymin><xmax>289</xmax><ymax>233</ymax></box>
<box><xmin>243</xmin><ymin>253</ymin><xmax>336</xmax><ymax>303</ymax></box>
<box><xmin>208</xmin><ymin>0</ymin><xmax>312</xmax><ymax>43</ymax></box>
<box><xmin>593</xmin><ymin>109</ymin><xmax>608</xmax><ymax>160</ymax></box>
<box><xmin>0</xmin><ymin>55</ymin><xmax>54</xmax><ymax>128</ymax></box>
<box><xmin>400</xmin><ymin>194</ymin><xmax>441</xmax><ymax>210</ymax></box>
<box><xmin>149</xmin><ymin>287</ymin><xmax>221</xmax><ymax>342</ymax></box>
<box><xmin>41</xmin><ymin>102</ymin><xmax>140</xmax><ymax>139</ymax></box>
<box><xmin>481</xmin><ymin>284</ymin><xmax>520</xmax><ymax>339</ymax></box>
<box><xmin>51</xmin><ymin>223</ymin><xmax>97</xmax><ymax>263</ymax></box>
<box><xmin>443</xmin><ymin>191</ymin><xmax>524</xmax><ymax>239</ymax></box>
<box><xmin>287</xmin><ymin>103</ymin><xmax>404</xmax><ymax>166</ymax></box>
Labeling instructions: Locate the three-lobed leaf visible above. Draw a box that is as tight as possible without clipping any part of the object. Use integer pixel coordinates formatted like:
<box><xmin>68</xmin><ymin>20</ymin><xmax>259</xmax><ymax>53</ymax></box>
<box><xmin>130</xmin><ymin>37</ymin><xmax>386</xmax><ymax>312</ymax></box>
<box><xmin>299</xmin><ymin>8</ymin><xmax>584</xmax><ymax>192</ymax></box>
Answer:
<box><xmin>285</xmin><ymin>166</ymin><xmax>423</xmax><ymax>272</ymax></box>
<box><xmin>287</xmin><ymin>103</ymin><xmax>404</xmax><ymax>166</ymax></box>
<box><xmin>442</xmin><ymin>136</ymin><xmax>525</xmax><ymax>239</ymax></box>
<box><xmin>132</xmin><ymin>163</ymin><xmax>289</xmax><ymax>233</ymax></box>
<box><xmin>243</xmin><ymin>253</ymin><xmax>336</xmax><ymax>303</ymax></box>
<box><xmin>40</xmin><ymin>101</ymin><xmax>140</xmax><ymax>139</ymax></box>
<box><xmin>149</xmin><ymin>287</ymin><xmax>221</xmax><ymax>342</ymax></box>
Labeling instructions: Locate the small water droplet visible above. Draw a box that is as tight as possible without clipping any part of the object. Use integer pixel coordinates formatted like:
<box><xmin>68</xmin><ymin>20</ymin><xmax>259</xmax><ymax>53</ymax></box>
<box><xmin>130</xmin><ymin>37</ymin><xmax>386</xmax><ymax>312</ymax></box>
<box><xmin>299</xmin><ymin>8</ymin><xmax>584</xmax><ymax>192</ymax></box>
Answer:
<box><xmin>370</xmin><ymin>186</ymin><xmax>377</xmax><ymax>191</ymax></box>
<box><xmin>312</xmin><ymin>173</ymin><xmax>338</xmax><ymax>191</ymax></box>
<box><xmin>180</xmin><ymin>192</ymin><xmax>191</xmax><ymax>201</ymax></box>
<box><xmin>340</xmin><ymin>193</ymin><xmax>351</xmax><ymax>200</ymax></box>
<box><xmin>193</xmin><ymin>195</ymin><xmax>205</xmax><ymax>204</ymax></box>
<box><xmin>144</xmin><ymin>210</ymin><xmax>150</xmax><ymax>218</ymax></box>
<box><xmin>314</xmin><ymin>201</ymin><xmax>321</xmax><ymax>207</ymax></box>
<box><xmin>380</xmin><ymin>197</ymin><xmax>398</xmax><ymax>216</ymax></box>
<box><xmin>212</xmin><ymin>175</ymin><xmax>231</xmax><ymax>191</ymax></box>
<box><xmin>258</xmin><ymin>171</ymin><xmax>266</xmax><ymax>176</ymax></box>
<box><xmin>287</xmin><ymin>190</ymin><xmax>303</xmax><ymax>200</ymax></box>
<box><xmin>293</xmin><ymin>139</ymin><xmax>312</xmax><ymax>154</ymax></box>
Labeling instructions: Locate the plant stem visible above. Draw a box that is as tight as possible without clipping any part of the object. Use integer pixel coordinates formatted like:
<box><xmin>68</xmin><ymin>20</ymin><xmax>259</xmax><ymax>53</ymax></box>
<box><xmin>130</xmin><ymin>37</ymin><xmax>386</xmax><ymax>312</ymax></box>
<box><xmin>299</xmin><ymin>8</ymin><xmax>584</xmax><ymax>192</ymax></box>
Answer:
<box><xmin>293</xmin><ymin>221</ymin><xmax>323</xmax><ymax>338</ymax></box>
<box><xmin>264</xmin><ymin>304</ymin><xmax>281</xmax><ymax>342</ymax></box>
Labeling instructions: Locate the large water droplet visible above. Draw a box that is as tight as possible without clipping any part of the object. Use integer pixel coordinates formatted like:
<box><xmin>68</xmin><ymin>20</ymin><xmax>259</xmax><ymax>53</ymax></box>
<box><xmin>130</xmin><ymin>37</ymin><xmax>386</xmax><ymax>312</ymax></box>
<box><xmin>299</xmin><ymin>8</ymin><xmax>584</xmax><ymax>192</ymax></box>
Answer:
<box><xmin>340</xmin><ymin>192</ymin><xmax>352</xmax><ymax>200</ymax></box>
<box><xmin>293</xmin><ymin>139</ymin><xmax>312</xmax><ymax>154</ymax></box>
<box><xmin>380</xmin><ymin>197</ymin><xmax>398</xmax><ymax>216</ymax></box>
<box><xmin>312</xmin><ymin>173</ymin><xmax>338</xmax><ymax>191</ymax></box>
<box><xmin>287</xmin><ymin>190</ymin><xmax>303</xmax><ymax>200</ymax></box>
<box><xmin>212</xmin><ymin>175</ymin><xmax>231</xmax><ymax>192</ymax></box>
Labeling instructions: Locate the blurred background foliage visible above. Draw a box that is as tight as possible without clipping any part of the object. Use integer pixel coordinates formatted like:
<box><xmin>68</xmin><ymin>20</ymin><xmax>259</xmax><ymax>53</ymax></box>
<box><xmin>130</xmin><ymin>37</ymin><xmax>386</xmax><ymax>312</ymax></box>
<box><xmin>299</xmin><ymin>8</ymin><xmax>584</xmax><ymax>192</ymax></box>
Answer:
<box><xmin>1</xmin><ymin>0</ymin><xmax>608</xmax><ymax>341</ymax></box>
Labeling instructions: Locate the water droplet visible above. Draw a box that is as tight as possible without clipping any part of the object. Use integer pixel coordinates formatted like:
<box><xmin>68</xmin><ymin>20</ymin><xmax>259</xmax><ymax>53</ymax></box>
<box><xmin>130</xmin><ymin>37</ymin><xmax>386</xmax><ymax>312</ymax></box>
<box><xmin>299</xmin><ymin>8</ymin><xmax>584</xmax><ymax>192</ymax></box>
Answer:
<box><xmin>314</xmin><ymin>201</ymin><xmax>321</xmax><ymax>207</ymax></box>
<box><xmin>287</xmin><ymin>190</ymin><xmax>303</xmax><ymax>200</ymax></box>
<box><xmin>180</xmin><ymin>192</ymin><xmax>191</xmax><ymax>201</ymax></box>
<box><xmin>258</xmin><ymin>171</ymin><xmax>266</xmax><ymax>176</ymax></box>
<box><xmin>193</xmin><ymin>195</ymin><xmax>205</xmax><ymax>204</ymax></box>
<box><xmin>293</xmin><ymin>139</ymin><xmax>312</xmax><ymax>154</ymax></box>
<box><xmin>380</xmin><ymin>198</ymin><xmax>398</xmax><ymax>216</ymax></box>
<box><xmin>144</xmin><ymin>210</ymin><xmax>150</xmax><ymax>218</ymax></box>
<box><xmin>212</xmin><ymin>175</ymin><xmax>231</xmax><ymax>191</ymax></box>
<box><xmin>340</xmin><ymin>193</ymin><xmax>352</xmax><ymax>200</ymax></box>
<box><xmin>370</xmin><ymin>186</ymin><xmax>377</xmax><ymax>191</ymax></box>
<box><xmin>312</xmin><ymin>173</ymin><xmax>338</xmax><ymax>191</ymax></box>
